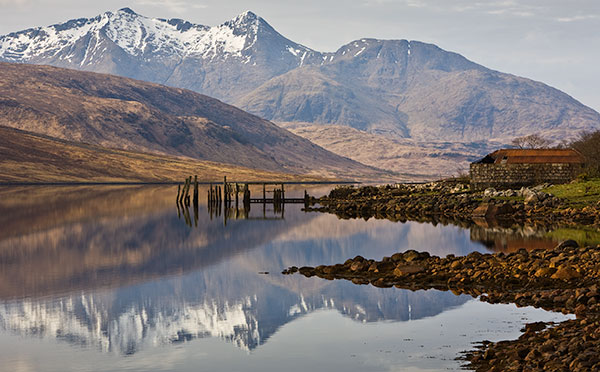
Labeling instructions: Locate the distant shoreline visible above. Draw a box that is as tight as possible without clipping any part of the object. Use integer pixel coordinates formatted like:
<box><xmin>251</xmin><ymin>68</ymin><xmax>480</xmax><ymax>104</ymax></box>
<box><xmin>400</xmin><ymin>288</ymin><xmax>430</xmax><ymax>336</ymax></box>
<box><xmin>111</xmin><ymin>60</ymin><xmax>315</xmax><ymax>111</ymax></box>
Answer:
<box><xmin>0</xmin><ymin>181</ymin><xmax>358</xmax><ymax>186</ymax></box>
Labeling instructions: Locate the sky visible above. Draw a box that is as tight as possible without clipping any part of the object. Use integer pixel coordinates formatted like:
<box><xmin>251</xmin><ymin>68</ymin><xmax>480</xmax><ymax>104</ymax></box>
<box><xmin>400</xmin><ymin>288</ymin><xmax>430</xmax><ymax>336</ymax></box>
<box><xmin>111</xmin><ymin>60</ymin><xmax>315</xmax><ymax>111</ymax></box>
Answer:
<box><xmin>1</xmin><ymin>0</ymin><xmax>599</xmax><ymax>112</ymax></box>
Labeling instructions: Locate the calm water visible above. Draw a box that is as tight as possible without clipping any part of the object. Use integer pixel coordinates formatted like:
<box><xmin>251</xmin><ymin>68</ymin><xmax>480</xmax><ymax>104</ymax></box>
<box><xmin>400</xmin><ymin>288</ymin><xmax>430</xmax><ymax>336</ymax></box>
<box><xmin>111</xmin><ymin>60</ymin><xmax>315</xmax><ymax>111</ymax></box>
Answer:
<box><xmin>0</xmin><ymin>185</ymin><xmax>581</xmax><ymax>372</ymax></box>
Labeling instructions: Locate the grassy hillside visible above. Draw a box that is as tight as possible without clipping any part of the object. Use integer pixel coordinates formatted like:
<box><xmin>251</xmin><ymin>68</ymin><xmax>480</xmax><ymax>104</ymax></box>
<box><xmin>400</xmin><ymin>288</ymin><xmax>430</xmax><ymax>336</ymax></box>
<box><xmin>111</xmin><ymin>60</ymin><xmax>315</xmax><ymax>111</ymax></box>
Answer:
<box><xmin>0</xmin><ymin>126</ymin><xmax>322</xmax><ymax>183</ymax></box>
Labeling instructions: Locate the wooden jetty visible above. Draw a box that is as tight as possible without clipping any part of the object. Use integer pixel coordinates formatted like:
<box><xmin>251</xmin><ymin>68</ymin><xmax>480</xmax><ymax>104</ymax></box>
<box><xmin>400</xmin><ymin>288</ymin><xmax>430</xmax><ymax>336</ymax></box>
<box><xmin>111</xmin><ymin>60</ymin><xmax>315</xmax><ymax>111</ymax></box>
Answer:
<box><xmin>176</xmin><ymin>175</ymin><xmax>313</xmax><ymax>227</ymax></box>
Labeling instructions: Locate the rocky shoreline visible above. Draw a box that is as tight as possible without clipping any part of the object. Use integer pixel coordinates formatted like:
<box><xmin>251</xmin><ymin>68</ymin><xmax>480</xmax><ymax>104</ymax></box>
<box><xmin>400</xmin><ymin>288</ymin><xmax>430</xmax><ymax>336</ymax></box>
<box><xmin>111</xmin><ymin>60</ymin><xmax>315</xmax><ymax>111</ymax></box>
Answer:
<box><xmin>283</xmin><ymin>243</ymin><xmax>600</xmax><ymax>371</ymax></box>
<box><xmin>306</xmin><ymin>182</ymin><xmax>600</xmax><ymax>227</ymax></box>
<box><xmin>295</xmin><ymin>182</ymin><xmax>600</xmax><ymax>371</ymax></box>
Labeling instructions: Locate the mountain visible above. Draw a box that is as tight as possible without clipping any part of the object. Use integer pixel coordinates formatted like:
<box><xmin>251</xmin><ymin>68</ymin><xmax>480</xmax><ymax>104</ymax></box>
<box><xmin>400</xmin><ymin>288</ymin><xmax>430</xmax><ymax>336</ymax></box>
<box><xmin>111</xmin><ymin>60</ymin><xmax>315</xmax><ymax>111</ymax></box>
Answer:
<box><xmin>0</xmin><ymin>126</ymin><xmax>322</xmax><ymax>183</ymax></box>
<box><xmin>281</xmin><ymin>123</ymin><xmax>500</xmax><ymax>178</ymax></box>
<box><xmin>0</xmin><ymin>9</ymin><xmax>322</xmax><ymax>103</ymax></box>
<box><xmin>0</xmin><ymin>62</ymin><xmax>388</xmax><ymax>180</ymax></box>
<box><xmin>240</xmin><ymin>39</ymin><xmax>600</xmax><ymax>141</ymax></box>
<box><xmin>2</xmin><ymin>9</ymin><xmax>598</xmax><ymax>175</ymax></box>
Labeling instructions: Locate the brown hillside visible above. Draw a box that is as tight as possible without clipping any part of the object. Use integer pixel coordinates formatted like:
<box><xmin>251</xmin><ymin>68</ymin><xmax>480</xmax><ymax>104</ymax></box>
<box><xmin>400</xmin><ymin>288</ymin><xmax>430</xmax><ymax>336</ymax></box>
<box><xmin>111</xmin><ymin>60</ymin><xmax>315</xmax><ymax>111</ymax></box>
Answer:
<box><xmin>0</xmin><ymin>62</ymin><xmax>386</xmax><ymax>180</ymax></box>
<box><xmin>0</xmin><ymin>126</ymin><xmax>319</xmax><ymax>183</ymax></box>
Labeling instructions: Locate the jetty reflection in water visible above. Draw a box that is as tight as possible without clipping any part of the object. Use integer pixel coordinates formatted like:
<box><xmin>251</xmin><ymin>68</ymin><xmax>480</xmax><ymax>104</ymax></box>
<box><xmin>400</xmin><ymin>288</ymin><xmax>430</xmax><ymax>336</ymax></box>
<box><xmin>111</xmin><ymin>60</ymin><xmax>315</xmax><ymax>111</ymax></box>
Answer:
<box><xmin>0</xmin><ymin>186</ymin><xmax>579</xmax><ymax>371</ymax></box>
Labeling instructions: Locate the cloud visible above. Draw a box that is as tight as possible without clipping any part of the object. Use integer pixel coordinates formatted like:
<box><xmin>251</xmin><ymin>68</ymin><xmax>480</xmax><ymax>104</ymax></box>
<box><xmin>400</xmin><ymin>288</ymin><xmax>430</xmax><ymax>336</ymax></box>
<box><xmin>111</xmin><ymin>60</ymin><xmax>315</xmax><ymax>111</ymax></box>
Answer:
<box><xmin>362</xmin><ymin>0</ymin><xmax>427</xmax><ymax>8</ymax></box>
<box><xmin>362</xmin><ymin>0</ymin><xmax>539</xmax><ymax>16</ymax></box>
<box><xmin>556</xmin><ymin>14</ymin><xmax>599</xmax><ymax>22</ymax></box>
<box><xmin>134</xmin><ymin>0</ymin><xmax>206</xmax><ymax>14</ymax></box>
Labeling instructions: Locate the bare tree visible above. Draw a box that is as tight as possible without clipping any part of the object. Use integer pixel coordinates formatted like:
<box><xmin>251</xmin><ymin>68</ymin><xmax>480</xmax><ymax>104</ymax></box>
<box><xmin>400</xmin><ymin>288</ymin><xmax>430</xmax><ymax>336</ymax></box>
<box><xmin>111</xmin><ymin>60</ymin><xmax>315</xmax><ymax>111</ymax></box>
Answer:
<box><xmin>511</xmin><ymin>134</ymin><xmax>552</xmax><ymax>149</ymax></box>
<box><xmin>569</xmin><ymin>130</ymin><xmax>600</xmax><ymax>177</ymax></box>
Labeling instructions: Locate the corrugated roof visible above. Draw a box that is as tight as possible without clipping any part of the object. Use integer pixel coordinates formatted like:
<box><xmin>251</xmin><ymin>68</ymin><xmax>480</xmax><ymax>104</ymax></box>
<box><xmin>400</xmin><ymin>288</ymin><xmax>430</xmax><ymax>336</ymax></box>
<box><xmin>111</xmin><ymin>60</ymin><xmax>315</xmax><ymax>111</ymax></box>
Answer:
<box><xmin>480</xmin><ymin>149</ymin><xmax>584</xmax><ymax>164</ymax></box>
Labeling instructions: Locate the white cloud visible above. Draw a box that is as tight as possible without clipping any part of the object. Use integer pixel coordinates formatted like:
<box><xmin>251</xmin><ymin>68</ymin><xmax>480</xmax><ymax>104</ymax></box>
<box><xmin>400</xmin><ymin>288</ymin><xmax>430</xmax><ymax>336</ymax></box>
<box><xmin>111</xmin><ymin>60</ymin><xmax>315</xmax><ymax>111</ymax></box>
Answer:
<box><xmin>556</xmin><ymin>14</ymin><xmax>599</xmax><ymax>22</ymax></box>
<box><xmin>134</xmin><ymin>0</ymin><xmax>207</xmax><ymax>14</ymax></box>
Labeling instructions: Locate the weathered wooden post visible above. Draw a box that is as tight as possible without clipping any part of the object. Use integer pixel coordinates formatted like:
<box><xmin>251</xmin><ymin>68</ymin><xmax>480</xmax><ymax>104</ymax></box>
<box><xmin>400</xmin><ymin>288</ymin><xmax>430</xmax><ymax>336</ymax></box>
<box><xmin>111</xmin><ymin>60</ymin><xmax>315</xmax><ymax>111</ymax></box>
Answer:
<box><xmin>235</xmin><ymin>183</ymin><xmax>239</xmax><ymax>209</ymax></box>
<box><xmin>193</xmin><ymin>175</ymin><xmax>198</xmax><ymax>206</ymax></box>
<box><xmin>176</xmin><ymin>184</ymin><xmax>181</xmax><ymax>203</ymax></box>
<box><xmin>185</xmin><ymin>176</ymin><xmax>191</xmax><ymax>206</ymax></box>
<box><xmin>178</xmin><ymin>179</ymin><xmax>185</xmax><ymax>204</ymax></box>
<box><xmin>243</xmin><ymin>184</ymin><xmax>251</xmax><ymax>212</ymax></box>
<box><xmin>243</xmin><ymin>192</ymin><xmax>250</xmax><ymax>218</ymax></box>
<box><xmin>281</xmin><ymin>184</ymin><xmax>285</xmax><ymax>214</ymax></box>
<box><xmin>263</xmin><ymin>183</ymin><xmax>266</xmax><ymax>203</ymax></box>
<box><xmin>273</xmin><ymin>188</ymin><xmax>280</xmax><ymax>214</ymax></box>
<box><xmin>223</xmin><ymin>176</ymin><xmax>228</xmax><ymax>206</ymax></box>
<box><xmin>180</xmin><ymin>177</ymin><xmax>188</xmax><ymax>204</ymax></box>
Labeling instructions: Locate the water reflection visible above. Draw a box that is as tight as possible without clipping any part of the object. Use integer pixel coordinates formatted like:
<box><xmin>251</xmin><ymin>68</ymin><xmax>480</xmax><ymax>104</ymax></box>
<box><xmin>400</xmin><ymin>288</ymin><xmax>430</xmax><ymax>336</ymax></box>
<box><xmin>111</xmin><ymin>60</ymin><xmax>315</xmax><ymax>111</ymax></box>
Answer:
<box><xmin>0</xmin><ymin>186</ymin><xmax>589</xmax><ymax>369</ymax></box>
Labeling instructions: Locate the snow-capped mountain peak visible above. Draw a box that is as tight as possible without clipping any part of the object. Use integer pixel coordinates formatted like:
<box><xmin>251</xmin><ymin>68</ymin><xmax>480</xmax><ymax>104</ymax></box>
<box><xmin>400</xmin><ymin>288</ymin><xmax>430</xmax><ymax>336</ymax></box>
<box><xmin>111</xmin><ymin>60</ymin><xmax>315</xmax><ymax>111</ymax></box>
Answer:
<box><xmin>0</xmin><ymin>8</ymin><xmax>292</xmax><ymax>64</ymax></box>
<box><xmin>117</xmin><ymin>7</ymin><xmax>138</xmax><ymax>15</ymax></box>
<box><xmin>0</xmin><ymin>8</ymin><xmax>328</xmax><ymax>101</ymax></box>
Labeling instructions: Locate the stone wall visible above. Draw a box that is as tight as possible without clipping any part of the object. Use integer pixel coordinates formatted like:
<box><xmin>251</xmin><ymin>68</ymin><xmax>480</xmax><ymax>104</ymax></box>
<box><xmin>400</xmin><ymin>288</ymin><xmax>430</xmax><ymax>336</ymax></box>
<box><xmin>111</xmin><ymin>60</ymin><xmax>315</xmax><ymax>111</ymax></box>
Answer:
<box><xmin>470</xmin><ymin>163</ymin><xmax>582</xmax><ymax>190</ymax></box>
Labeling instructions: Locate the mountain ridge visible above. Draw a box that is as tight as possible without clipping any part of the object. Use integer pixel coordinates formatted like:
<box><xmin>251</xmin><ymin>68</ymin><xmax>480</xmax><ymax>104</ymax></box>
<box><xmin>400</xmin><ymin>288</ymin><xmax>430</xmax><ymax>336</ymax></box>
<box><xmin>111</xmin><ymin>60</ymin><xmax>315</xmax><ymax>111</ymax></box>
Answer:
<box><xmin>2</xmin><ymin>9</ymin><xmax>599</xmax><ymax>176</ymax></box>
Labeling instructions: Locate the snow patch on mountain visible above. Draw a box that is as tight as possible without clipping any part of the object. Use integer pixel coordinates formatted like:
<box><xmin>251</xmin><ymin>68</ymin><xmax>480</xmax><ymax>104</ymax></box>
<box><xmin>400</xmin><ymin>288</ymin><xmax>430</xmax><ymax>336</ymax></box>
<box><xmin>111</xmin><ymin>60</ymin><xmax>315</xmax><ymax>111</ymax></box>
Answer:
<box><xmin>0</xmin><ymin>8</ymin><xmax>286</xmax><ymax>62</ymax></box>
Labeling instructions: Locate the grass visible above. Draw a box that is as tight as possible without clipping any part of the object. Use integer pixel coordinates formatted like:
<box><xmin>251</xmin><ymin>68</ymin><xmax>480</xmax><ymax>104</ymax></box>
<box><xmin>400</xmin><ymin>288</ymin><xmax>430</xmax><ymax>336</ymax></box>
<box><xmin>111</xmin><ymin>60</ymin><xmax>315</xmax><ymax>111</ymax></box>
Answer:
<box><xmin>544</xmin><ymin>178</ymin><xmax>600</xmax><ymax>208</ymax></box>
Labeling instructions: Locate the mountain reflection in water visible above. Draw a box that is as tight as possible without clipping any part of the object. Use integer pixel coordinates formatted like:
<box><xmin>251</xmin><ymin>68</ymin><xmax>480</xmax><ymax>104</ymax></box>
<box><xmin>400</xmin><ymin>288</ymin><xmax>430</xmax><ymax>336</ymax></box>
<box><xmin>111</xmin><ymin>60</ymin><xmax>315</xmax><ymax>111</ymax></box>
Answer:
<box><xmin>0</xmin><ymin>186</ymin><xmax>579</xmax><ymax>360</ymax></box>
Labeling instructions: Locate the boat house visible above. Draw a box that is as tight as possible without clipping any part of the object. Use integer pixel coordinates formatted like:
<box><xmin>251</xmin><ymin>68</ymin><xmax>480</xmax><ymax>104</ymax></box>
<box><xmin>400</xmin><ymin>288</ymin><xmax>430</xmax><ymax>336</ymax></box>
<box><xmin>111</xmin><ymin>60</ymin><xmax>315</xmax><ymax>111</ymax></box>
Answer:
<box><xmin>470</xmin><ymin>149</ymin><xmax>584</xmax><ymax>190</ymax></box>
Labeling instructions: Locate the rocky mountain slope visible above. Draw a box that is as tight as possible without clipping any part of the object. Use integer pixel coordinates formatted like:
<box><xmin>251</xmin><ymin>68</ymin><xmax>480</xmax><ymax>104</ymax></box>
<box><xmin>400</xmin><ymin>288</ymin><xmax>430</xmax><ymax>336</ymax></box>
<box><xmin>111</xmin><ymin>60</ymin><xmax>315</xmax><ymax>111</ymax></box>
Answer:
<box><xmin>0</xmin><ymin>62</ymin><xmax>385</xmax><ymax>180</ymax></box>
<box><xmin>2</xmin><ymin>9</ymin><xmax>598</xmax><ymax>175</ymax></box>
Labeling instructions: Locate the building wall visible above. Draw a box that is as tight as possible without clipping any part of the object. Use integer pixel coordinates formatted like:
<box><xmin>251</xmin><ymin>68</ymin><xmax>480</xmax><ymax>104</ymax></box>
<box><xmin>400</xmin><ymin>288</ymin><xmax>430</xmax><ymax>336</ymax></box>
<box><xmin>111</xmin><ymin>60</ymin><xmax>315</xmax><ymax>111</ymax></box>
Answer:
<box><xmin>470</xmin><ymin>163</ymin><xmax>582</xmax><ymax>190</ymax></box>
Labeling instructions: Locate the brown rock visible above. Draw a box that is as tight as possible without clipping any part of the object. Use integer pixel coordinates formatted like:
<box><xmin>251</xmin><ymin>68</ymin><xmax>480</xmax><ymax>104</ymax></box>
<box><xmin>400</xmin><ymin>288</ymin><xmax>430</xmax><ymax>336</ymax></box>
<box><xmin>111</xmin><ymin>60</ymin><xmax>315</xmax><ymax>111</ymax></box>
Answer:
<box><xmin>535</xmin><ymin>267</ymin><xmax>557</xmax><ymax>278</ymax></box>
<box><xmin>403</xmin><ymin>250</ymin><xmax>420</xmax><ymax>262</ymax></box>
<box><xmin>393</xmin><ymin>265</ymin><xmax>425</xmax><ymax>276</ymax></box>
<box><xmin>450</xmin><ymin>260</ymin><xmax>462</xmax><ymax>269</ymax></box>
<box><xmin>350</xmin><ymin>261</ymin><xmax>367</xmax><ymax>271</ymax></box>
<box><xmin>551</xmin><ymin>266</ymin><xmax>582</xmax><ymax>280</ymax></box>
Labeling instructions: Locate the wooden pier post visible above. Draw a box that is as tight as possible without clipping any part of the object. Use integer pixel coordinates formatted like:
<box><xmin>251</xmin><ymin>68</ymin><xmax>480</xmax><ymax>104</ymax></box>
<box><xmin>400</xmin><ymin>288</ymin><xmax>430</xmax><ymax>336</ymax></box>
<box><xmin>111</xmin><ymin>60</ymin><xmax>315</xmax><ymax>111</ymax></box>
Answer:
<box><xmin>281</xmin><ymin>184</ymin><xmax>285</xmax><ymax>215</ymax></box>
<box><xmin>235</xmin><ymin>183</ymin><xmax>239</xmax><ymax>208</ymax></box>
<box><xmin>185</xmin><ymin>176</ymin><xmax>192</xmax><ymax>206</ymax></box>
<box><xmin>193</xmin><ymin>175</ymin><xmax>198</xmax><ymax>205</ymax></box>
<box><xmin>181</xmin><ymin>177</ymin><xmax>189</xmax><ymax>205</ymax></box>
<box><xmin>263</xmin><ymin>183</ymin><xmax>266</xmax><ymax>203</ymax></box>
<box><xmin>178</xmin><ymin>178</ymin><xmax>186</xmax><ymax>204</ymax></box>
<box><xmin>243</xmin><ymin>184</ymin><xmax>251</xmax><ymax>212</ymax></box>
<box><xmin>223</xmin><ymin>176</ymin><xmax>228</xmax><ymax>206</ymax></box>
<box><xmin>176</xmin><ymin>184</ymin><xmax>181</xmax><ymax>203</ymax></box>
